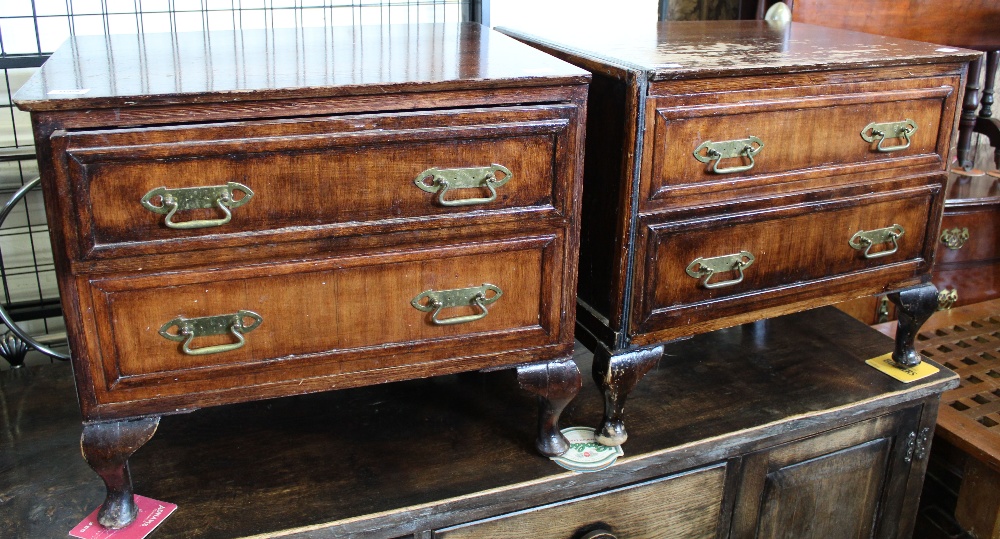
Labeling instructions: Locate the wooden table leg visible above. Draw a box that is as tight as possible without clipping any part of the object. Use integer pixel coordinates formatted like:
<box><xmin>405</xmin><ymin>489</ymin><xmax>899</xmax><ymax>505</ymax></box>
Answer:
<box><xmin>516</xmin><ymin>356</ymin><xmax>582</xmax><ymax>457</ymax></box>
<box><xmin>888</xmin><ymin>283</ymin><xmax>939</xmax><ymax>368</ymax></box>
<box><xmin>592</xmin><ymin>345</ymin><xmax>664</xmax><ymax>447</ymax></box>
<box><xmin>955</xmin><ymin>458</ymin><xmax>1000</xmax><ymax>539</ymax></box>
<box><xmin>958</xmin><ymin>54</ymin><xmax>984</xmax><ymax>170</ymax></box>
<box><xmin>81</xmin><ymin>417</ymin><xmax>161</xmax><ymax>529</ymax></box>
<box><xmin>975</xmin><ymin>50</ymin><xmax>1000</xmax><ymax>169</ymax></box>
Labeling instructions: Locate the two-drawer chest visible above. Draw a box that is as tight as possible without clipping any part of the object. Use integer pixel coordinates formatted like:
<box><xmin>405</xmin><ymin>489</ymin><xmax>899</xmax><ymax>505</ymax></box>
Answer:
<box><xmin>13</xmin><ymin>23</ymin><xmax>589</xmax><ymax>528</ymax></box>
<box><xmin>498</xmin><ymin>21</ymin><xmax>980</xmax><ymax>446</ymax></box>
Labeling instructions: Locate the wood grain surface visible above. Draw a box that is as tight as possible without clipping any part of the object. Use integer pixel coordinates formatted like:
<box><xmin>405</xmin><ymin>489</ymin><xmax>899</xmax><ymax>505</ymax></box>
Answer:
<box><xmin>497</xmin><ymin>21</ymin><xmax>979</xmax><ymax>81</ymax></box>
<box><xmin>0</xmin><ymin>308</ymin><xmax>957</xmax><ymax>538</ymax></box>
<box><xmin>791</xmin><ymin>0</ymin><xmax>1000</xmax><ymax>51</ymax></box>
<box><xmin>13</xmin><ymin>23</ymin><xmax>589</xmax><ymax>111</ymax></box>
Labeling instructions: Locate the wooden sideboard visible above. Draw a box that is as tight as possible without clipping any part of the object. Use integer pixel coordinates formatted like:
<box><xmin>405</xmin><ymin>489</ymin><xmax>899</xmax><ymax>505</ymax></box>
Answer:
<box><xmin>13</xmin><ymin>23</ymin><xmax>589</xmax><ymax>529</ymax></box>
<box><xmin>497</xmin><ymin>20</ymin><xmax>978</xmax><ymax>446</ymax></box>
<box><xmin>0</xmin><ymin>308</ymin><xmax>958</xmax><ymax>538</ymax></box>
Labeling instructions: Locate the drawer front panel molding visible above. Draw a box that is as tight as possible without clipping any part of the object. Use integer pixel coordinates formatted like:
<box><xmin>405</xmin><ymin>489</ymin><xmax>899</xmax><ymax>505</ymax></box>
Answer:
<box><xmin>85</xmin><ymin>234</ymin><xmax>566</xmax><ymax>399</ymax></box>
<box><xmin>646</xmin><ymin>86</ymin><xmax>949</xmax><ymax>205</ymax></box>
<box><xmin>54</xmin><ymin>105</ymin><xmax>578</xmax><ymax>259</ymax></box>
<box><xmin>936</xmin><ymin>207</ymin><xmax>1000</xmax><ymax>266</ymax></box>
<box><xmin>435</xmin><ymin>464</ymin><xmax>726</xmax><ymax>539</ymax></box>
<box><xmin>631</xmin><ymin>182</ymin><xmax>940</xmax><ymax>339</ymax></box>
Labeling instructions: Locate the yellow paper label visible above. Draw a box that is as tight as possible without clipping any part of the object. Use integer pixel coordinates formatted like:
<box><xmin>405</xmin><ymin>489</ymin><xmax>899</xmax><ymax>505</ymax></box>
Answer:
<box><xmin>865</xmin><ymin>353</ymin><xmax>939</xmax><ymax>383</ymax></box>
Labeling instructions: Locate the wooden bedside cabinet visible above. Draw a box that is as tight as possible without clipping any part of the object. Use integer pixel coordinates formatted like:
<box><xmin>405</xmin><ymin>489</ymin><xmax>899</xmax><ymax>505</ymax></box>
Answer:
<box><xmin>13</xmin><ymin>23</ymin><xmax>589</xmax><ymax>529</ymax></box>
<box><xmin>497</xmin><ymin>21</ymin><xmax>979</xmax><ymax>446</ymax></box>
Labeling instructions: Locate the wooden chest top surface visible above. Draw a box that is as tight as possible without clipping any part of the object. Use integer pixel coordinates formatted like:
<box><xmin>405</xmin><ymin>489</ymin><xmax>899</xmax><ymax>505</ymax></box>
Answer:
<box><xmin>497</xmin><ymin>20</ymin><xmax>979</xmax><ymax>80</ymax></box>
<box><xmin>13</xmin><ymin>22</ymin><xmax>589</xmax><ymax>111</ymax></box>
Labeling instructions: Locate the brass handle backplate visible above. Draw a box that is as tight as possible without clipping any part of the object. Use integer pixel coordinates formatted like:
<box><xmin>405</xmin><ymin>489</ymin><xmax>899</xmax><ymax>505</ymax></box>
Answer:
<box><xmin>849</xmin><ymin>224</ymin><xmax>905</xmax><ymax>259</ymax></box>
<box><xmin>861</xmin><ymin>119</ymin><xmax>917</xmax><ymax>153</ymax></box>
<box><xmin>414</xmin><ymin>164</ymin><xmax>512</xmax><ymax>206</ymax></box>
<box><xmin>141</xmin><ymin>182</ymin><xmax>254</xmax><ymax>229</ymax></box>
<box><xmin>411</xmin><ymin>284</ymin><xmax>502</xmax><ymax>325</ymax></box>
<box><xmin>693</xmin><ymin>136</ymin><xmax>764</xmax><ymax>174</ymax></box>
<box><xmin>940</xmin><ymin>227</ymin><xmax>970</xmax><ymax>250</ymax></box>
<box><xmin>159</xmin><ymin>310</ymin><xmax>263</xmax><ymax>356</ymax></box>
<box><xmin>686</xmin><ymin>251</ymin><xmax>755</xmax><ymax>289</ymax></box>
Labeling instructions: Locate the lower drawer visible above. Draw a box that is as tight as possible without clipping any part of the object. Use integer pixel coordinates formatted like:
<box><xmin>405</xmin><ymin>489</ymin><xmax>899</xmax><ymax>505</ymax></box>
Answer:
<box><xmin>435</xmin><ymin>464</ymin><xmax>726</xmax><ymax>539</ymax></box>
<box><xmin>936</xmin><ymin>204</ymin><xmax>1000</xmax><ymax>266</ymax></box>
<box><xmin>630</xmin><ymin>182</ymin><xmax>941</xmax><ymax>341</ymax></box>
<box><xmin>79</xmin><ymin>233</ymin><xmax>569</xmax><ymax>407</ymax></box>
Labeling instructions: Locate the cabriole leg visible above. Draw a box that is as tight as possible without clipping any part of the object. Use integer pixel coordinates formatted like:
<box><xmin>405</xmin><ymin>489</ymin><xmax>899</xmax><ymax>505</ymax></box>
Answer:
<box><xmin>516</xmin><ymin>356</ymin><xmax>582</xmax><ymax>457</ymax></box>
<box><xmin>888</xmin><ymin>283</ymin><xmax>939</xmax><ymax>368</ymax></box>
<box><xmin>592</xmin><ymin>344</ymin><xmax>664</xmax><ymax>447</ymax></box>
<box><xmin>80</xmin><ymin>417</ymin><xmax>161</xmax><ymax>529</ymax></box>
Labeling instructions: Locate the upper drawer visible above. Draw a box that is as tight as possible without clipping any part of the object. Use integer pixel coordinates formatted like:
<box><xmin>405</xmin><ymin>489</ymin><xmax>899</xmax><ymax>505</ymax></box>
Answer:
<box><xmin>641</xmin><ymin>77</ymin><xmax>956</xmax><ymax>210</ymax></box>
<box><xmin>82</xmin><ymin>233</ymin><xmax>569</xmax><ymax>404</ymax></box>
<box><xmin>52</xmin><ymin>105</ymin><xmax>580</xmax><ymax>260</ymax></box>
<box><xmin>435</xmin><ymin>463</ymin><xmax>725</xmax><ymax>539</ymax></box>
<box><xmin>630</xmin><ymin>179</ymin><xmax>942</xmax><ymax>342</ymax></box>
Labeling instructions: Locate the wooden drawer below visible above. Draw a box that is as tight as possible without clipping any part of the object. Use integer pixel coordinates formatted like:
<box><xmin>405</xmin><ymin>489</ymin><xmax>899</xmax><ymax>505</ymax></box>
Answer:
<box><xmin>80</xmin><ymin>233</ymin><xmax>569</xmax><ymax>406</ymax></box>
<box><xmin>53</xmin><ymin>104</ymin><xmax>579</xmax><ymax>259</ymax></box>
<box><xmin>936</xmin><ymin>204</ymin><xmax>1000</xmax><ymax>266</ymax></box>
<box><xmin>435</xmin><ymin>464</ymin><xmax>726</xmax><ymax>539</ymax></box>
<box><xmin>631</xmin><ymin>182</ymin><xmax>941</xmax><ymax>341</ymax></box>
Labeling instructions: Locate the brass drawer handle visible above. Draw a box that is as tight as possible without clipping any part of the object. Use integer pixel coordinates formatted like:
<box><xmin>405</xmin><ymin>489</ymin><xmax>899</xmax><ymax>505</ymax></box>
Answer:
<box><xmin>159</xmin><ymin>310</ymin><xmax>263</xmax><ymax>356</ymax></box>
<box><xmin>938</xmin><ymin>288</ymin><xmax>958</xmax><ymax>310</ymax></box>
<box><xmin>693</xmin><ymin>136</ymin><xmax>764</xmax><ymax>174</ymax></box>
<box><xmin>940</xmin><ymin>227</ymin><xmax>969</xmax><ymax>250</ymax></box>
<box><xmin>861</xmin><ymin>119</ymin><xmax>917</xmax><ymax>153</ymax></box>
<box><xmin>141</xmin><ymin>182</ymin><xmax>254</xmax><ymax>229</ymax></box>
<box><xmin>411</xmin><ymin>284</ymin><xmax>502</xmax><ymax>325</ymax></box>
<box><xmin>849</xmin><ymin>224</ymin><xmax>905</xmax><ymax>259</ymax></box>
<box><xmin>685</xmin><ymin>251</ymin><xmax>755</xmax><ymax>289</ymax></box>
<box><xmin>414</xmin><ymin>164</ymin><xmax>512</xmax><ymax>207</ymax></box>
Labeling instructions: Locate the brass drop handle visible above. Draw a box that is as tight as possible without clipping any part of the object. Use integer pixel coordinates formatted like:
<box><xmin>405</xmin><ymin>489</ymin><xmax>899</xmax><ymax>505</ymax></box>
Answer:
<box><xmin>159</xmin><ymin>310</ymin><xmax>263</xmax><ymax>356</ymax></box>
<box><xmin>849</xmin><ymin>224</ymin><xmax>905</xmax><ymax>259</ymax></box>
<box><xmin>937</xmin><ymin>288</ymin><xmax>958</xmax><ymax>310</ymax></box>
<box><xmin>686</xmin><ymin>251</ymin><xmax>755</xmax><ymax>289</ymax></box>
<box><xmin>693</xmin><ymin>136</ymin><xmax>764</xmax><ymax>174</ymax></box>
<box><xmin>414</xmin><ymin>164</ymin><xmax>512</xmax><ymax>207</ymax></box>
<box><xmin>141</xmin><ymin>182</ymin><xmax>254</xmax><ymax>229</ymax></box>
<box><xmin>411</xmin><ymin>284</ymin><xmax>502</xmax><ymax>325</ymax></box>
<box><xmin>861</xmin><ymin>119</ymin><xmax>917</xmax><ymax>153</ymax></box>
<box><xmin>941</xmin><ymin>227</ymin><xmax>969</xmax><ymax>250</ymax></box>
<box><xmin>579</xmin><ymin>530</ymin><xmax>618</xmax><ymax>539</ymax></box>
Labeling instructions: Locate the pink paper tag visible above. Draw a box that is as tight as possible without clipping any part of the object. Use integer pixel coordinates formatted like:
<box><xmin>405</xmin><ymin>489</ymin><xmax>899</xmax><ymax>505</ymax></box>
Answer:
<box><xmin>69</xmin><ymin>496</ymin><xmax>177</xmax><ymax>539</ymax></box>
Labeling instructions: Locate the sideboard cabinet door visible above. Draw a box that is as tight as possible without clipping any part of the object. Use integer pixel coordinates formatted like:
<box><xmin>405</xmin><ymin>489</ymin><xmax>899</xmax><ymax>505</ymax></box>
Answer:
<box><xmin>730</xmin><ymin>406</ymin><xmax>926</xmax><ymax>539</ymax></box>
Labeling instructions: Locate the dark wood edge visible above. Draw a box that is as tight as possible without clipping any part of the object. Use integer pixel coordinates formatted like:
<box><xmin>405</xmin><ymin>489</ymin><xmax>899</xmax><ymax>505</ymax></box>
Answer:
<box><xmin>16</xmin><ymin>76</ymin><xmax>591</xmax><ymax>113</ymax></box>
<box><xmin>237</xmin><ymin>370</ymin><xmax>956</xmax><ymax>538</ymax></box>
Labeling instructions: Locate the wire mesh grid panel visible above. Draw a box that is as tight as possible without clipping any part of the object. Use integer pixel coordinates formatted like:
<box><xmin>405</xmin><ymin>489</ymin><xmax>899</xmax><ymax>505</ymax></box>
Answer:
<box><xmin>0</xmin><ymin>0</ymin><xmax>479</xmax><ymax>368</ymax></box>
